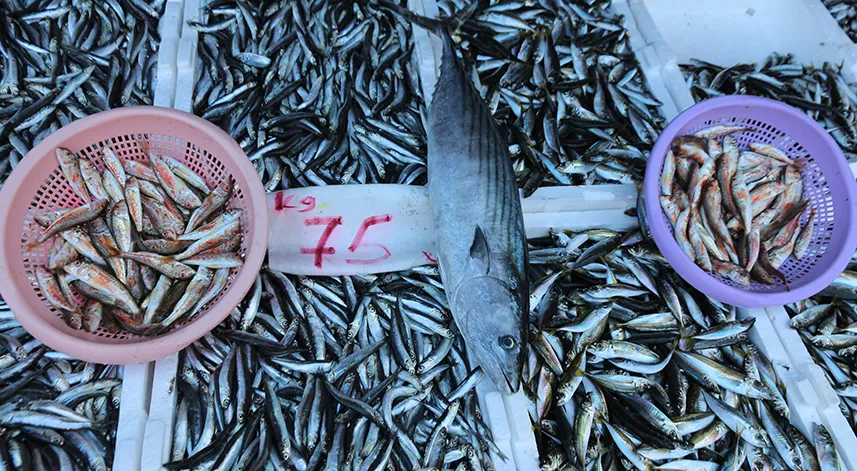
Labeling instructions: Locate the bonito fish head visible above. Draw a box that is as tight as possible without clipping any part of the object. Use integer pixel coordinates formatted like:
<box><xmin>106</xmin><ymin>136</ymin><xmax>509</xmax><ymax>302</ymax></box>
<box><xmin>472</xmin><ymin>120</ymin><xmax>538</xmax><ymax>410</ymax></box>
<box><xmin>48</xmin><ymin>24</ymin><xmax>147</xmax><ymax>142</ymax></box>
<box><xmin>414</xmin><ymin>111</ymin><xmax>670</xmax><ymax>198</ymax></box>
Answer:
<box><xmin>453</xmin><ymin>276</ymin><xmax>525</xmax><ymax>394</ymax></box>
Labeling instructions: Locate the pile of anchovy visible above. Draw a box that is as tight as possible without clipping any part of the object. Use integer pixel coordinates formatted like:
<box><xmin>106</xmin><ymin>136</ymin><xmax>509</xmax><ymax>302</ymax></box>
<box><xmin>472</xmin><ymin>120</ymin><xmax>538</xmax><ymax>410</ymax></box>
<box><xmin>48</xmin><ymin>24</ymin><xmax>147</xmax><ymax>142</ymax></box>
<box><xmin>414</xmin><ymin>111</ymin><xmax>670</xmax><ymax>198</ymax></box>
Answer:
<box><xmin>3</xmin><ymin>1</ymin><xmax>852</xmax><ymax>469</ymax></box>
<box><xmin>675</xmin><ymin>45</ymin><xmax>857</xmax><ymax>446</ymax></box>
<box><xmin>0</xmin><ymin>1</ymin><xmax>168</xmax><ymax>467</ymax></box>
<box><xmin>0</xmin><ymin>0</ymin><xmax>165</xmax><ymax>184</ymax></box>
<box><xmin>191</xmin><ymin>0</ymin><xmax>428</xmax><ymax>189</ymax></box>
<box><xmin>825</xmin><ymin>0</ymin><xmax>857</xmax><ymax>43</ymax></box>
<box><xmin>683</xmin><ymin>52</ymin><xmax>857</xmax><ymax>437</ymax></box>
<box><xmin>436</xmin><ymin>0</ymin><xmax>665</xmax><ymax>191</ymax></box>
<box><xmin>0</xmin><ymin>300</ymin><xmax>121</xmax><ymax>471</ymax></box>
<box><xmin>788</xmin><ymin>271</ymin><xmax>857</xmax><ymax>433</ymax></box>
<box><xmin>528</xmin><ymin>229</ymin><xmax>841</xmax><ymax>471</ymax></box>
<box><xmin>167</xmin><ymin>268</ymin><xmax>499</xmax><ymax>470</ymax></box>
<box><xmin>179</xmin><ymin>2</ymin><xmax>853</xmax><ymax>470</ymax></box>
<box><xmin>681</xmin><ymin>54</ymin><xmax>857</xmax><ymax>162</ymax></box>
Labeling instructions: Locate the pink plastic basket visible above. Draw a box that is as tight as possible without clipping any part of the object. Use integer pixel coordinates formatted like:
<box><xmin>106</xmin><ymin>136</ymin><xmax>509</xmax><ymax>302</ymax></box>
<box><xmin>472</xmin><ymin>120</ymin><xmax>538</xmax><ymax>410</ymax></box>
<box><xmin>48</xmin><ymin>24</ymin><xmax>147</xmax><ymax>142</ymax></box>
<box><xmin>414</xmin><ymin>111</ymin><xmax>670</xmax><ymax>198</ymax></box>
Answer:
<box><xmin>0</xmin><ymin>107</ymin><xmax>268</xmax><ymax>364</ymax></box>
<box><xmin>644</xmin><ymin>96</ymin><xmax>857</xmax><ymax>308</ymax></box>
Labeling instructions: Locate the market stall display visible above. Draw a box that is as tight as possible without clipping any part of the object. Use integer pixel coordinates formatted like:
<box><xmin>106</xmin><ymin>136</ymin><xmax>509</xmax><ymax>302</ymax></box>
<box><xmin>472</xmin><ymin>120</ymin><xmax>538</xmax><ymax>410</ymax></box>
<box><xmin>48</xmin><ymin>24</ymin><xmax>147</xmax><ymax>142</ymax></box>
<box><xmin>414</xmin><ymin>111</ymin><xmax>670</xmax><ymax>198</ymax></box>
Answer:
<box><xmin>2</xmin><ymin>0</ymin><xmax>857</xmax><ymax>470</ymax></box>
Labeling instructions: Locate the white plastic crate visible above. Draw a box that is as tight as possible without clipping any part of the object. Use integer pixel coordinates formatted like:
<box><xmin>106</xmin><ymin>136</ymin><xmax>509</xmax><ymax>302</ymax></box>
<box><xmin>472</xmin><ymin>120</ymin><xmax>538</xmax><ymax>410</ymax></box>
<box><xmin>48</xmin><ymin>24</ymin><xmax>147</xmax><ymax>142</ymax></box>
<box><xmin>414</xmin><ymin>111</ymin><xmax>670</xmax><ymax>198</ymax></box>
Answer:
<box><xmin>111</xmin><ymin>2</ymin><xmax>185</xmax><ymax>470</ymax></box>
<box><xmin>136</xmin><ymin>0</ymin><xmax>202</xmax><ymax>469</ymax></box>
<box><xmin>121</xmin><ymin>1</ymin><xmax>857</xmax><ymax>470</ymax></box>
<box><xmin>126</xmin><ymin>1</ymin><xmax>641</xmax><ymax>469</ymax></box>
<box><xmin>624</xmin><ymin>0</ymin><xmax>857</xmax><ymax>113</ymax></box>
<box><xmin>760</xmin><ymin>305</ymin><xmax>857</xmax><ymax>471</ymax></box>
<box><xmin>622</xmin><ymin>2</ymin><xmax>857</xmax><ymax>468</ymax></box>
<box><xmin>612</xmin><ymin>0</ymin><xmax>682</xmax><ymax>120</ymax></box>
<box><xmin>740</xmin><ymin>307</ymin><xmax>856</xmax><ymax>469</ymax></box>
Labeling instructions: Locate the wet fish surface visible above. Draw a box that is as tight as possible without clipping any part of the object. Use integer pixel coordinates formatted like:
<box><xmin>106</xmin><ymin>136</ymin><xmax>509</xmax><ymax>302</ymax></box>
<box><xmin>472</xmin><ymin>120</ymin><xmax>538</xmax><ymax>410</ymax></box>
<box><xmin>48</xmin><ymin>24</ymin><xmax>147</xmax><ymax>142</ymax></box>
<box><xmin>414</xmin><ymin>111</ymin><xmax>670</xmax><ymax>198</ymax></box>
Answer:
<box><xmin>395</xmin><ymin>11</ymin><xmax>529</xmax><ymax>394</ymax></box>
<box><xmin>527</xmin><ymin>229</ymin><xmax>840</xmax><ymax>471</ymax></box>
<box><xmin>29</xmin><ymin>143</ymin><xmax>242</xmax><ymax>336</ymax></box>
<box><xmin>0</xmin><ymin>0</ymin><xmax>165</xmax><ymax>185</ymax></box>
<box><xmin>0</xmin><ymin>301</ymin><xmax>121</xmax><ymax>471</ymax></box>
<box><xmin>682</xmin><ymin>54</ymin><xmax>857</xmax><ymax>162</ymax></box>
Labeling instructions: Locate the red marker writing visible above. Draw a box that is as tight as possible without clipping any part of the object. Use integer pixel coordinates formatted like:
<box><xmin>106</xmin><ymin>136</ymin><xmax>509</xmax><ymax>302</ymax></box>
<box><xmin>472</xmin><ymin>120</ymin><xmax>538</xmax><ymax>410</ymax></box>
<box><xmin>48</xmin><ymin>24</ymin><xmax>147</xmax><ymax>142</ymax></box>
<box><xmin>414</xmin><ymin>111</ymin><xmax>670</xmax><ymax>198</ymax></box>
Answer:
<box><xmin>300</xmin><ymin>217</ymin><xmax>342</xmax><ymax>269</ymax></box>
<box><xmin>275</xmin><ymin>193</ymin><xmax>317</xmax><ymax>213</ymax></box>
<box><xmin>273</xmin><ymin>193</ymin><xmax>298</xmax><ymax>211</ymax></box>
<box><xmin>346</xmin><ymin>214</ymin><xmax>393</xmax><ymax>265</ymax></box>
<box><xmin>298</xmin><ymin>196</ymin><xmax>316</xmax><ymax>213</ymax></box>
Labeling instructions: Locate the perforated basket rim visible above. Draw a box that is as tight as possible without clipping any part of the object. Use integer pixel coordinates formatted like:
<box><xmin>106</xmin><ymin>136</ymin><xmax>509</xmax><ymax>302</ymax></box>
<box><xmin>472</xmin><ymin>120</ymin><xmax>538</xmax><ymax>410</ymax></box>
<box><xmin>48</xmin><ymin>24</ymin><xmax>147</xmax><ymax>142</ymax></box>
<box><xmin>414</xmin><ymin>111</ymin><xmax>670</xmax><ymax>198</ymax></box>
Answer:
<box><xmin>643</xmin><ymin>96</ymin><xmax>857</xmax><ymax>308</ymax></box>
<box><xmin>0</xmin><ymin>107</ymin><xmax>268</xmax><ymax>364</ymax></box>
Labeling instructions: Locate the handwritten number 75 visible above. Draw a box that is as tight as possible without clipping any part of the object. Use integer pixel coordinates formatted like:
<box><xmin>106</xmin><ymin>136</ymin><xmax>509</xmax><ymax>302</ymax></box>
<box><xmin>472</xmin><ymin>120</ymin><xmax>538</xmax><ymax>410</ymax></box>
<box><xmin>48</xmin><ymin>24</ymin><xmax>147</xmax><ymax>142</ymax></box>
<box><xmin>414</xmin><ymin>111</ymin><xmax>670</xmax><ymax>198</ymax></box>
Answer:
<box><xmin>301</xmin><ymin>214</ymin><xmax>393</xmax><ymax>268</ymax></box>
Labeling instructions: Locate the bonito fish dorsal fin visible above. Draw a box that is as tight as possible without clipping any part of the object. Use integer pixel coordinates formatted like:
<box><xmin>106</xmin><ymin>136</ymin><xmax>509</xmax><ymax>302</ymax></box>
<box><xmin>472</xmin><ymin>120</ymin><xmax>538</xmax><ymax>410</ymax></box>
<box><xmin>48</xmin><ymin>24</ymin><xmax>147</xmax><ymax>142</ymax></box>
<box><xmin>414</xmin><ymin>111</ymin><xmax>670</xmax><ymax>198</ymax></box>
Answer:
<box><xmin>469</xmin><ymin>226</ymin><xmax>491</xmax><ymax>275</ymax></box>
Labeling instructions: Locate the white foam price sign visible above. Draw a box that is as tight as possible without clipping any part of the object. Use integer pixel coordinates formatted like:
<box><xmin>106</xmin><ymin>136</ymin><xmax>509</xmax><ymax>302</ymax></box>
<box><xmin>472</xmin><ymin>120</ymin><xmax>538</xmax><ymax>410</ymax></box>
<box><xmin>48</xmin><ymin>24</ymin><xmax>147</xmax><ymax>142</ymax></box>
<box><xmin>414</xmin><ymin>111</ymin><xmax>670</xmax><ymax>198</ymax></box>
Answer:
<box><xmin>267</xmin><ymin>184</ymin><xmax>640</xmax><ymax>276</ymax></box>
<box><xmin>268</xmin><ymin>185</ymin><xmax>437</xmax><ymax>275</ymax></box>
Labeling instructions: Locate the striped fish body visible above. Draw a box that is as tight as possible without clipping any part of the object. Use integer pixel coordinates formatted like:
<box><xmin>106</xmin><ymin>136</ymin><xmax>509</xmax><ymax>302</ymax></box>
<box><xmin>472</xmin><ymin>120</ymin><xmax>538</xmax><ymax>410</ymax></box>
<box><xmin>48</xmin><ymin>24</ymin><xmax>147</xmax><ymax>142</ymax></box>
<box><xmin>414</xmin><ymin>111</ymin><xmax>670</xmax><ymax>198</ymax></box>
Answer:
<box><xmin>426</xmin><ymin>31</ymin><xmax>527</xmax><ymax>394</ymax></box>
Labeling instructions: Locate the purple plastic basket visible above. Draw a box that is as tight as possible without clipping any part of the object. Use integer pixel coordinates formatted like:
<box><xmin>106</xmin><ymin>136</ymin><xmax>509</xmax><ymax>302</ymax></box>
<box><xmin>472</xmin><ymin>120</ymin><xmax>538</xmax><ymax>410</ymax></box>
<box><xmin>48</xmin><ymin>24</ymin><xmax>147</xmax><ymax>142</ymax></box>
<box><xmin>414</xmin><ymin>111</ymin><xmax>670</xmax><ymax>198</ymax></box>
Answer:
<box><xmin>644</xmin><ymin>96</ymin><xmax>857</xmax><ymax>308</ymax></box>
